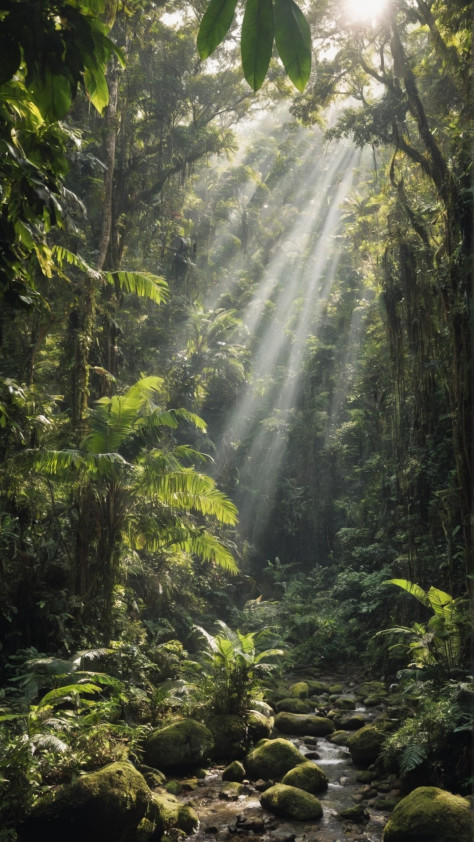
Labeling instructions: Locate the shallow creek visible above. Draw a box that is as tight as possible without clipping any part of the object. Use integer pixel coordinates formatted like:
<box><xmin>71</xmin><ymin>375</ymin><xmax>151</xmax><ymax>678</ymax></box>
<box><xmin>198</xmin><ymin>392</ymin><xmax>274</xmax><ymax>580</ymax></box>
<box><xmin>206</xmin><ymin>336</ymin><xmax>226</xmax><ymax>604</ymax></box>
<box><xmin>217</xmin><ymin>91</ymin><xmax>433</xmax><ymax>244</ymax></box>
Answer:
<box><xmin>180</xmin><ymin>715</ymin><xmax>392</xmax><ymax>842</ymax></box>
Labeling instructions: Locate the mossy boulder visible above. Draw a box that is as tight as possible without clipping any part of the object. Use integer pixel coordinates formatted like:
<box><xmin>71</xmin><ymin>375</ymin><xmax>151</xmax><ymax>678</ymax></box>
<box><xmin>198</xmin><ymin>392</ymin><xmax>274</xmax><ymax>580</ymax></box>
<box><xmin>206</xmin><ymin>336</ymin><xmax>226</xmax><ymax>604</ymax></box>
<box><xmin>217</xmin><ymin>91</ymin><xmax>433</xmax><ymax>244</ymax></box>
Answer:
<box><xmin>334</xmin><ymin>695</ymin><xmax>357</xmax><ymax>709</ymax></box>
<box><xmin>244</xmin><ymin>738</ymin><xmax>306</xmax><ymax>780</ymax></box>
<box><xmin>222</xmin><ymin>760</ymin><xmax>246</xmax><ymax>782</ymax></box>
<box><xmin>144</xmin><ymin>719</ymin><xmax>214</xmax><ymax>769</ymax></box>
<box><xmin>329</xmin><ymin>730</ymin><xmax>349</xmax><ymax>746</ymax></box>
<box><xmin>261</xmin><ymin>784</ymin><xmax>323</xmax><ymax>820</ymax></box>
<box><xmin>274</xmin><ymin>712</ymin><xmax>335</xmax><ymax>736</ymax></box>
<box><xmin>281</xmin><ymin>760</ymin><xmax>328</xmax><ymax>794</ymax></box>
<box><xmin>307</xmin><ymin>680</ymin><xmax>331</xmax><ymax>694</ymax></box>
<box><xmin>329</xmin><ymin>683</ymin><xmax>343</xmax><ymax>694</ymax></box>
<box><xmin>289</xmin><ymin>681</ymin><xmax>309</xmax><ymax>698</ymax></box>
<box><xmin>382</xmin><ymin>786</ymin><xmax>472</xmax><ymax>842</ymax></box>
<box><xmin>347</xmin><ymin>725</ymin><xmax>384</xmax><ymax>767</ymax></box>
<box><xmin>250</xmin><ymin>699</ymin><xmax>275</xmax><ymax>718</ymax></box>
<box><xmin>248</xmin><ymin>709</ymin><xmax>273</xmax><ymax>741</ymax></box>
<box><xmin>356</xmin><ymin>681</ymin><xmax>386</xmax><ymax>698</ymax></box>
<box><xmin>147</xmin><ymin>790</ymin><xmax>199</xmax><ymax>836</ymax></box>
<box><xmin>341</xmin><ymin>713</ymin><xmax>365</xmax><ymax>730</ymax></box>
<box><xmin>276</xmin><ymin>697</ymin><xmax>313</xmax><ymax>713</ymax></box>
<box><xmin>339</xmin><ymin>804</ymin><xmax>370</xmax><ymax>823</ymax></box>
<box><xmin>208</xmin><ymin>714</ymin><xmax>247</xmax><ymax>760</ymax></box>
<box><xmin>19</xmin><ymin>761</ymin><xmax>150</xmax><ymax>842</ymax></box>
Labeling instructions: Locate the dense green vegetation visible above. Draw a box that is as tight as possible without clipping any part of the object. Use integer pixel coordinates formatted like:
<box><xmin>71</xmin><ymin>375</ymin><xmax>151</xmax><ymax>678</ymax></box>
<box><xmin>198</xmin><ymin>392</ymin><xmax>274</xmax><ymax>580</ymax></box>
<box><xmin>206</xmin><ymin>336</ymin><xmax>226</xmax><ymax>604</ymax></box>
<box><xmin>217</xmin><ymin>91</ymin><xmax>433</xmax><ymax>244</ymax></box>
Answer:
<box><xmin>0</xmin><ymin>0</ymin><xmax>471</xmax><ymax>837</ymax></box>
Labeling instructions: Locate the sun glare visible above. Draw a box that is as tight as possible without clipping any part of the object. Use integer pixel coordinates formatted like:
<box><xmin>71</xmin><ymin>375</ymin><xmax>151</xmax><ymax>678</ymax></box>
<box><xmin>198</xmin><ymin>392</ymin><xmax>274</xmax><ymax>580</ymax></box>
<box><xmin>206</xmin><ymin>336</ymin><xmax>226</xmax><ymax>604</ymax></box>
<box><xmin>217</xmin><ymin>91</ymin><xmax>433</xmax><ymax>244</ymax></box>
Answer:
<box><xmin>344</xmin><ymin>0</ymin><xmax>390</xmax><ymax>24</ymax></box>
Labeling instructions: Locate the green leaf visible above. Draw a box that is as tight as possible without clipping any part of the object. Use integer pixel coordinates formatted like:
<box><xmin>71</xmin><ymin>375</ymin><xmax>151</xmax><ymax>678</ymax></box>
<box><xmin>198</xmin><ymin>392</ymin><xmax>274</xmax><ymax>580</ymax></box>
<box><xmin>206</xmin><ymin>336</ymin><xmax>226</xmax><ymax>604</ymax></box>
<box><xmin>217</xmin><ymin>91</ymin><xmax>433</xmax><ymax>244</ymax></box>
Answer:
<box><xmin>274</xmin><ymin>0</ymin><xmax>311</xmax><ymax>92</ymax></box>
<box><xmin>197</xmin><ymin>0</ymin><xmax>240</xmax><ymax>60</ymax></box>
<box><xmin>105</xmin><ymin>271</ymin><xmax>168</xmax><ymax>305</ymax></box>
<box><xmin>384</xmin><ymin>579</ymin><xmax>430</xmax><ymax>608</ymax></box>
<box><xmin>30</xmin><ymin>70</ymin><xmax>74</xmax><ymax>122</ymax></box>
<box><xmin>427</xmin><ymin>586</ymin><xmax>453</xmax><ymax>617</ymax></box>
<box><xmin>84</xmin><ymin>64</ymin><xmax>109</xmax><ymax>113</ymax></box>
<box><xmin>241</xmin><ymin>0</ymin><xmax>274</xmax><ymax>92</ymax></box>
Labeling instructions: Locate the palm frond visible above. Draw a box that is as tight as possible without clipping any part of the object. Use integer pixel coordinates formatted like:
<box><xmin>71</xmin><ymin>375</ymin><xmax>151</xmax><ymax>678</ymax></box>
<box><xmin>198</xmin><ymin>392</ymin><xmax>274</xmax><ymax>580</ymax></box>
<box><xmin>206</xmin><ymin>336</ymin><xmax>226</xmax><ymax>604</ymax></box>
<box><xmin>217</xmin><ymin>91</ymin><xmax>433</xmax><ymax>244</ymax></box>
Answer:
<box><xmin>143</xmin><ymin>469</ymin><xmax>238</xmax><ymax>524</ymax></box>
<box><xmin>178</xmin><ymin>529</ymin><xmax>238</xmax><ymax>574</ymax></box>
<box><xmin>105</xmin><ymin>270</ymin><xmax>168</xmax><ymax>305</ymax></box>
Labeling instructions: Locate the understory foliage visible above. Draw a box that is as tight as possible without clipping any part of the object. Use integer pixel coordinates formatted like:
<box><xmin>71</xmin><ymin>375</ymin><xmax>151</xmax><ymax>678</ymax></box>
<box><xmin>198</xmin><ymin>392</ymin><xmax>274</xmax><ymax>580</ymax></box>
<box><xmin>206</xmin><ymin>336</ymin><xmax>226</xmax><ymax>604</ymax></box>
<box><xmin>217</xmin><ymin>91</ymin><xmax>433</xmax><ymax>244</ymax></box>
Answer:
<box><xmin>0</xmin><ymin>0</ymin><xmax>472</xmax><ymax>831</ymax></box>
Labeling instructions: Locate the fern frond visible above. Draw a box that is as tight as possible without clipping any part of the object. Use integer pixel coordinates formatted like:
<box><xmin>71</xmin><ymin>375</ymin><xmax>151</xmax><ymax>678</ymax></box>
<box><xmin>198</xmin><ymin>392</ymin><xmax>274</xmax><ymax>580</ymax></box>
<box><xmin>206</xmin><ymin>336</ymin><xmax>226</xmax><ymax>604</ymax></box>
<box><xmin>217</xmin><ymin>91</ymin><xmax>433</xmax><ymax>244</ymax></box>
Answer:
<box><xmin>105</xmin><ymin>271</ymin><xmax>168</xmax><ymax>305</ymax></box>
<box><xmin>399</xmin><ymin>742</ymin><xmax>428</xmax><ymax>774</ymax></box>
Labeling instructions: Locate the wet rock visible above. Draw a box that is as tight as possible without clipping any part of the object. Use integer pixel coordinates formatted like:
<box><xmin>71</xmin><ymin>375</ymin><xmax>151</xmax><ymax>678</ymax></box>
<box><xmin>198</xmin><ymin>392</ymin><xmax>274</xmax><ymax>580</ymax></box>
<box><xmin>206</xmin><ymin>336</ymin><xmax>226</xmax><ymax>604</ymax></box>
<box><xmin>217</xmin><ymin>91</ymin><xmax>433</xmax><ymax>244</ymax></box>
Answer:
<box><xmin>236</xmin><ymin>815</ymin><xmax>266</xmax><ymax>833</ymax></box>
<box><xmin>372</xmin><ymin>796</ymin><xmax>399</xmax><ymax>811</ymax></box>
<box><xmin>268</xmin><ymin>828</ymin><xmax>296</xmax><ymax>842</ymax></box>
<box><xmin>144</xmin><ymin>719</ymin><xmax>214</xmax><ymax>770</ymax></box>
<box><xmin>304</xmin><ymin>750</ymin><xmax>321</xmax><ymax>760</ymax></box>
<box><xmin>222</xmin><ymin>760</ymin><xmax>246</xmax><ymax>782</ymax></box>
<box><xmin>219</xmin><ymin>781</ymin><xmax>244</xmax><ymax>800</ymax></box>
<box><xmin>18</xmin><ymin>761</ymin><xmax>150</xmax><ymax>842</ymax></box>
<box><xmin>274</xmin><ymin>712</ymin><xmax>335</xmax><ymax>737</ymax></box>
<box><xmin>276</xmin><ymin>697</ymin><xmax>313</xmax><ymax>714</ymax></box>
<box><xmin>355</xmin><ymin>770</ymin><xmax>375</xmax><ymax>783</ymax></box>
<box><xmin>334</xmin><ymin>695</ymin><xmax>357</xmax><ymax>709</ymax></box>
<box><xmin>248</xmin><ymin>709</ymin><xmax>274</xmax><ymax>741</ymax></box>
<box><xmin>208</xmin><ymin>714</ymin><xmax>247</xmax><ymax>760</ymax></box>
<box><xmin>289</xmin><ymin>681</ymin><xmax>309</xmax><ymax>699</ymax></box>
<box><xmin>329</xmin><ymin>730</ymin><xmax>349</xmax><ymax>746</ymax></box>
<box><xmin>382</xmin><ymin>786</ymin><xmax>472</xmax><ymax>841</ymax></box>
<box><xmin>347</xmin><ymin>725</ymin><xmax>384</xmax><ymax>767</ymax></box>
<box><xmin>340</xmin><ymin>713</ymin><xmax>366</xmax><ymax>730</ymax></box>
<box><xmin>250</xmin><ymin>699</ymin><xmax>275</xmax><ymax>718</ymax></box>
<box><xmin>137</xmin><ymin>763</ymin><xmax>167</xmax><ymax>789</ymax></box>
<box><xmin>281</xmin><ymin>760</ymin><xmax>328</xmax><ymax>794</ymax></box>
<box><xmin>148</xmin><ymin>790</ymin><xmax>199</xmax><ymax>835</ymax></box>
<box><xmin>261</xmin><ymin>784</ymin><xmax>323</xmax><ymax>821</ymax></box>
<box><xmin>339</xmin><ymin>804</ymin><xmax>370</xmax><ymax>823</ymax></box>
<box><xmin>244</xmin><ymin>738</ymin><xmax>306</xmax><ymax>780</ymax></box>
<box><xmin>306</xmin><ymin>680</ymin><xmax>331</xmax><ymax>694</ymax></box>
<box><xmin>255</xmin><ymin>778</ymin><xmax>270</xmax><ymax>791</ymax></box>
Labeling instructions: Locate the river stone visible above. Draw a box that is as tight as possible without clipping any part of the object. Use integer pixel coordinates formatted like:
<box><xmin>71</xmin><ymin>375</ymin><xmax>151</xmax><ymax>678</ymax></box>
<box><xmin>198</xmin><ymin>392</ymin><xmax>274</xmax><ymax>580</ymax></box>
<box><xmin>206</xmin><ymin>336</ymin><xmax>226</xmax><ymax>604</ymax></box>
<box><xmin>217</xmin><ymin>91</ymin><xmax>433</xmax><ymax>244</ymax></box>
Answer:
<box><xmin>147</xmin><ymin>790</ymin><xmax>199</xmax><ymax>835</ymax></box>
<box><xmin>244</xmin><ymin>738</ymin><xmax>306</xmax><ymax>779</ymax></box>
<box><xmin>274</xmin><ymin>712</ymin><xmax>335</xmax><ymax>736</ymax></box>
<box><xmin>289</xmin><ymin>681</ymin><xmax>309</xmax><ymax>698</ymax></box>
<box><xmin>261</xmin><ymin>784</ymin><xmax>323</xmax><ymax>820</ymax></box>
<box><xmin>306</xmin><ymin>680</ymin><xmax>331</xmax><ymax>694</ymax></box>
<box><xmin>339</xmin><ymin>804</ymin><xmax>370</xmax><ymax>823</ymax></box>
<box><xmin>281</xmin><ymin>760</ymin><xmax>328</xmax><ymax>794</ymax></box>
<box><xmin>250</xmin><ymin>699</ymin><xmax>275</xmax><ymax>718</ymax></box>
<box><xmin>18</xmin><ymin>761</ymin><xmax>150</xmax><ymax>842</ymax></box>
<box><xmin>334</xmin><ymin>695</ymin><xmax>357</xmax><ymax>709</ymax></box>
<box><xmin>347</xmin><ymin>725</ymin><xmax>384</xmax><ymax>767</ymax></box>
<box><xmin>208</xmin><ymin>714</ymin><xmax>247</xmax><ymax>759</ymax></box>
<box><xmin>355</xmin><ymin>681</ymin><xmax>386</xmax><ymax>699</ymax></box>
<box><xmin>222</xmin><ymin>760</ymin><xmax>246</xmax><ymax>782</ymax></box>
<box><xmin>329</xmin><ymin>730</ymin><xmax>349</xmax><ymax>746</ymax></box>
<box><xmin>276</xmin><ymin>697</ymin><xmax>313</xmax><ymax>713</ymax></box>
<box><xmin>144</xmin><ymin>718</ymin><xmax>214</xmax><ymax>769</ymax></box>
<box><xmin>248</xmin><ymin>709</ymin><xmax>274</xmax><ymax>741</ymax></box>
<box><xmin>382</xmin><ymin>786</ymin><xmax>472</xmax><ymax>842</ymax></box>
<box><xmin>341</xmin><ymin>713</ymin><xmax>365</xmax><ymax>730</ymax></box>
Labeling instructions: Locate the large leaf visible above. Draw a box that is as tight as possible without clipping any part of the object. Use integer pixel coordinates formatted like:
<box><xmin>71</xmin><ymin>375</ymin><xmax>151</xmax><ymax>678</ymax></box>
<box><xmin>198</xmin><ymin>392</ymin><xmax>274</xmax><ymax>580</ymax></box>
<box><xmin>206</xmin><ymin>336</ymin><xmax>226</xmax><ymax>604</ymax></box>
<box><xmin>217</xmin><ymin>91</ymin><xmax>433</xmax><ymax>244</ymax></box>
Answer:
<box><xmin>30</xmin><ymin>69</ymin><xmax>74</xmax><ymax>122</ymax></box>
<box><xmin>274</xmin><ymin>0</ymin><xmax>311</xmax><ymax>92</ymax></box>
<box><xmin>241</xmin><ymin>0</ymin><xmax>274</xmax><ymax>92</ymax></box>
<box><xmin>84</xmin><ymin>64</ymin><xmax>109</xmax><ymax>113</ymax></box>
<box><xmin>385</xmin><ymin>579</ymin><xmax>430</xmax><ymax>608</ymax></box>
<box><xmin>197</xmin><ymin>0</ymin><xmax>240</xmax><ymax>59</ymax></box>
<box><xmin>426</xmin><ymin>586</ymin><xmax>453</xmax><ymax>617</ymax></box>
<box><xmin>105</xmin><ymin>271</ymin><xmax>168</xmax><ymax>305</ymax></box>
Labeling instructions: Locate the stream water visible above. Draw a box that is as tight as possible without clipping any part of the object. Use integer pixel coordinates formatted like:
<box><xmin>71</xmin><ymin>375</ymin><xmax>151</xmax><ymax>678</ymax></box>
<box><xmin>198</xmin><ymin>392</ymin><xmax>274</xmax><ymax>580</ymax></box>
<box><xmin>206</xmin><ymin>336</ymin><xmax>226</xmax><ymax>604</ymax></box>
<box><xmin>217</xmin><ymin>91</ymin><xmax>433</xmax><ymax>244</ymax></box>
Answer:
<box><xmin>179</xmin><ymin>688</ymin><xmax>396</xmax><ymax>842</ymax></box>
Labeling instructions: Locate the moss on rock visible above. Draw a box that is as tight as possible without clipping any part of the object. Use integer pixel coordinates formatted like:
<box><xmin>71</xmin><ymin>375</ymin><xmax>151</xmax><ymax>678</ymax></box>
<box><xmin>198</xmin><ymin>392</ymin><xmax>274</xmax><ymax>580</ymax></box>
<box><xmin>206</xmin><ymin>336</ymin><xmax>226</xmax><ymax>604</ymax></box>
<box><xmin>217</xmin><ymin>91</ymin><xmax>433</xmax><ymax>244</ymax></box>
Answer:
<box><xmin>248</xmin><ymin>709</ymin><xmax>273</xmax><ymax>741</ymax></box>
<box><xmin>274</xmin><ymin>712</ymin><xmax>335</xmax><ymax>736</ymax></box>
<box><xmin>329</xmin><ymin>730</ymin><xmax>349</xmax><ymax>746</ymax></box>
<box><xmin>260</xmin><ymin>783</ymin><xmax>323</xmax><ymax>820</ymax></box>
<box><xmin>289</xmin><ymin>681</ymin><xmax>309</xmax><ymax>698</ymax></box>
<box><xmin>281</xmin><ymin>760</ymin><xmax>328</xmax><ymax>794</ymax></box>
<box><xmin>144</xmin><ymin>718</ymin><xmax>214</xmax><ymax>770</ymax></box>
<box><xmin>347</xmin><ymin>725</ymin><xmax>384</xmax><ymax>767</ymax></box>
<box><xmin>244</xmin><ymin>738</ymin><xmax>306</xmax><ymax>780</ymax></box>
<box><xmin>148</xmin><ymin>790</ymin><xmax>199</xmax><ymax>836</ymax></box>
<box><xmin>276</xmin><ymin>697</ymin><xmax>313</xmax><ymax>713</ymax></box>
<box><xmin>382</xmin><ymin>786</ymin><xmax>472</xmax><ymax>842</ymax></box>
<box><xmin>208</xmin><ymin>714</ymin><xmax>247</xmax><ymax>760</ymax></box>
<box><xmin>19</xmin><ymin>761</ymin><xmax>150</xmax><ymax>842</ymax></box>
<box><xmin>222</xmin><ymin>760</ymin><xmax>246</xmax><ymax>782</ymax></box>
